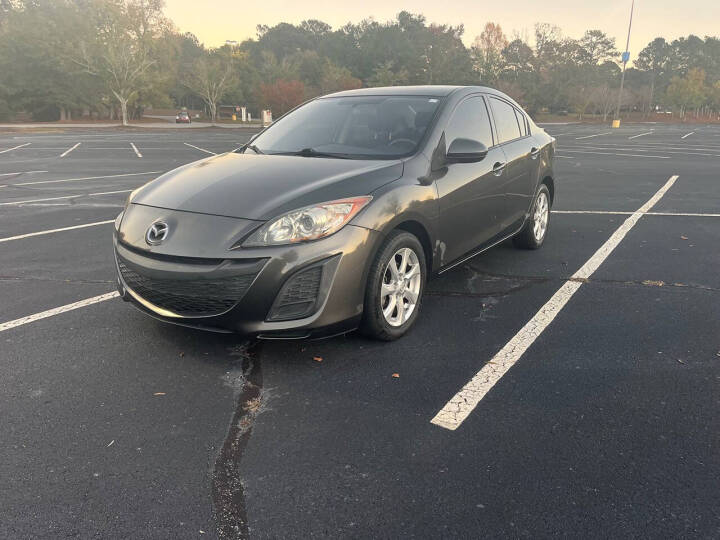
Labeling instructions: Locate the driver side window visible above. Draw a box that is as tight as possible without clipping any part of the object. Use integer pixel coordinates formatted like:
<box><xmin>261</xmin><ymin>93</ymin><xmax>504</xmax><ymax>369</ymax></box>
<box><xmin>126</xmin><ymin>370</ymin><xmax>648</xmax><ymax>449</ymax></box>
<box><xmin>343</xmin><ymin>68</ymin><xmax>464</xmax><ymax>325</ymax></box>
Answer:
<box><xmin>446</xmin><ymin>96</ymin><xmax>494</xmax><ymax>148</ymax></box>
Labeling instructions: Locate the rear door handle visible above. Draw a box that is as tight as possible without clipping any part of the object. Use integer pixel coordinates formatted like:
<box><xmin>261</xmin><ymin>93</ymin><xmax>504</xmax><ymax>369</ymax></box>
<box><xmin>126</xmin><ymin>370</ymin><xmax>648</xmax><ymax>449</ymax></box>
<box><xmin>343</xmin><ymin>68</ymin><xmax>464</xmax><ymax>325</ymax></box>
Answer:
<box><xmin>492</xmin><ymin>161</ymin><xmax>506</xmax><ymax>176</ymax></box>
<box><xmin>530</xmin><ymin>147</ymin><xmax>540</xmax><ymax>159</ymax></box>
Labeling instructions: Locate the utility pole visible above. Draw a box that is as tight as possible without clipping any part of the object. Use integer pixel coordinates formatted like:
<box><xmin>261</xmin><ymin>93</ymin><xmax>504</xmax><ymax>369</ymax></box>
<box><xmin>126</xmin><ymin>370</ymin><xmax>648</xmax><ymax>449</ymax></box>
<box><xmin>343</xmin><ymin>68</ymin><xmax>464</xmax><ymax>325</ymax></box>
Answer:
<box><xmin>612</xmin><ymin>0</ymin><xmax>635</xmax><ymax>128</ymax></box>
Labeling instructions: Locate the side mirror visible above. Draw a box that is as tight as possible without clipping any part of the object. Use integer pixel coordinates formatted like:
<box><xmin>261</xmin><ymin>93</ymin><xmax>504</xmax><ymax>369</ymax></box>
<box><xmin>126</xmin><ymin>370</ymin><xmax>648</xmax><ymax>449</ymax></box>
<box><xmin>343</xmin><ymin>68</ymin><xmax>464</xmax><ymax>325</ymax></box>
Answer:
<box><xmin>446</xmin><ymin>138</ymin><xmax>488</xmax><ymax>163</ymax></box>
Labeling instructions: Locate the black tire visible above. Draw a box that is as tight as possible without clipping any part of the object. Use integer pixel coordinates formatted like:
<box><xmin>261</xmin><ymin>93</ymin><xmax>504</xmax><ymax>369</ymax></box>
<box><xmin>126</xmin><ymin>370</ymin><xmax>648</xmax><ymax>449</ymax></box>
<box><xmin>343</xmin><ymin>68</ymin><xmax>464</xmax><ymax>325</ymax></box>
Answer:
<box><xmin>513</xmin><ymin>184</ymin><xmax>551</xmax><ymax>250</ymax></box>
<box><xmin>360</xmin><ymin>230</ymin><xmax>427</xmax><ymax>341</ymax></box>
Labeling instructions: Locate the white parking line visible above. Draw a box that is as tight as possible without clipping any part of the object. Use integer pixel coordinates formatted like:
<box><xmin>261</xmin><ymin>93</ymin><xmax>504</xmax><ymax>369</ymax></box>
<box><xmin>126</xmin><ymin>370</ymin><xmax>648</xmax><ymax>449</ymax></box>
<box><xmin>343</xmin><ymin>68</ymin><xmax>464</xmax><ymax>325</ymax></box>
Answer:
<box><xmin>130</xmin><ymin>143</ymin><xmax>143</xmax><ymax>158</ymax></box>
<box><xmin>0</xmin><ymin>189</ymin><xmax>132</xmax><ymax>206</ymax></box>
<box><xmin>430</xmin><ymin>175</ymin><xmax>679</xmax><ymax>431</ymax></box>
<box><xmin>0</xmin><ymin>220</ymin><xmax>114</xmax><ymax>243</ymax></box>
<box><xmin>0</xmin><ymin>170</ymin><xmax>47</xmax><ymax>176</ymax></box>
<box><xmin>681</xmin><ymin>132</ymin><xmax>695</xmax><ymax>139</ymax></box>
<box><xmin>628</xmin><ymin>131</ymin><xmax>653</xmax><ymax>139</ymax></box>
<box><xmin>0</xmin><ymin>143</ymin><xmax>31</xmax><ymax>154</ymax></box>
<box><xmin>557</xmin><ymin>149</ymin><xmax>670</xmax><ymax>159</ymax></box>
<box><xmin>567</xmin><ymin>144</ymin><xmax>720</xmax><ymax>158</ymax></box>
<box><xmin>552</xmin><ymin>210</ymin><xmax>720</xmax><ymax>217</ymax></box>
<box><xmin>184</xmin><ymin>142</ymin><xmax>216</xmax><ymax>155</ymax></box>
<box><xmin>7</xmin><ymin>170</ymin><xmax>162</xmax><ymax>187</ymax></box>
<box><xmin>575</xmin><ymin>132</ymin><xmax>612</xmax><ymax>140</ymax></box>
<box><xmin>59</xmin><ymin>143</ymin><xmax>81</xmax><ymax>157</ymax></box>
<box><xmin>0</xmin><ymin>292</ymin><xmax>119</xmax><ymax>333</ymax></box>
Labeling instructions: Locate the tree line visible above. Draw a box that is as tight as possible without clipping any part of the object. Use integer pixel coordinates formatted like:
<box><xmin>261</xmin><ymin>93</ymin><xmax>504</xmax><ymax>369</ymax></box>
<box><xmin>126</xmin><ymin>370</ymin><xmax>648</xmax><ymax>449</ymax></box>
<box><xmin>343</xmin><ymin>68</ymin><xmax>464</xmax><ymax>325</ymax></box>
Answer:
<box><xmin>1</xmin><ymin>0</ymin><xmax>719</xmax><ymax>123</ymax></box>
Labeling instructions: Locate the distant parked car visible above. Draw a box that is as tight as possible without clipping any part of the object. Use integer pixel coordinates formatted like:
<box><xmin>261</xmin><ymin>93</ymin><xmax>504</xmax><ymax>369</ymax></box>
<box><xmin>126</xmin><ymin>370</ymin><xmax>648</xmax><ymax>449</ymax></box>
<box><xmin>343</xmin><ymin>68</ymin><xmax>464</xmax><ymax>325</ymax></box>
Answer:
<box><xmin>115</xmin><ymin>86</ymin><xmax>555</xmax><ymax>340</ymax></box>
<box><xmin>175</xmin><ymin>111</ymin><xmax>191</xmax><ymax>124</ymax></box>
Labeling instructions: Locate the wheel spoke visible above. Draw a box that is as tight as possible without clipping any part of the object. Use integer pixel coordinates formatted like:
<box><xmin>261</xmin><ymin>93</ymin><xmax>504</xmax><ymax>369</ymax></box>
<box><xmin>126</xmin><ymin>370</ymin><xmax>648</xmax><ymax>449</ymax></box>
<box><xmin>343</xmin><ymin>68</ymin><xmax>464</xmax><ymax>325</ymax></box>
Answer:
<box><xmin>381</xmin><ymin>282</ymin><xmax>394</xmax><ymax>297</ymax></box>
<box><xmin>395</xmin><ymin>296</ymin><xmax>405</xmax><ymax>322</ymax></box>
<box><xmin>382</xmin><ymin>295</ymin><xmax>396</xmax><ymax>319</ymax></box>
<box><xmin>398</xmin><ymin>248</ymin><xmax>409</xmax><ymax>274</ymax></box>
<box><xmin>404</xmin><ymin>288</ymin><xmax>418</xmax><ymax>304</ymax></box>
<box><xmin>388</xmin><ymin>258</ymin><xmax>400</xmax><ymax>280</ymax></box>
<box><xmin>404</xmin><ymin>264</ymin><xmax>420</xmax><ymax>279</ymax></box>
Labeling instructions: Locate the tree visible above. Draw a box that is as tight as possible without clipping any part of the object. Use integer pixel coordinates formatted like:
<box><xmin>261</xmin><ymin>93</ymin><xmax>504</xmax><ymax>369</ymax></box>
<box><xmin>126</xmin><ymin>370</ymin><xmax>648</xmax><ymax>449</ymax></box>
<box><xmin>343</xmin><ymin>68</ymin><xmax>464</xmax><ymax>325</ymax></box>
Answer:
<box><xmin>636</xmin><ymin>38</ymin><xmax>670</xmax><ymax>115</ymax></box>
<box><xmin>77</xmin><ymin>35</ymin><xmax>155</xmax><ymax>125</ymax></box>
<box><xmin>472</xmin><ymin>22</ymin><xmax>508</xmax><ymax>83</ymax></box>
<box><xmin>577</xmin><ymin>30</ymin><xmax>617</xmax><ymax>65</ymax></box>
<box><xmin>368</xmin><ymin>61</ymin><xmax>410</xmax><ymax>87</ymax></box>
<box><xmin>184</xmin><ymin>50</ymin><xmax>235</xmax><ymax>124</ymax></box>
<box><xmin>258</xmin><ymin>79</ymin><xmax>305</xmax><ymax>116</ymax></box>
<box><xmin>666</xmin><ymin>68</ymin><xmax>707</xmax><ymax>117</ymax></box>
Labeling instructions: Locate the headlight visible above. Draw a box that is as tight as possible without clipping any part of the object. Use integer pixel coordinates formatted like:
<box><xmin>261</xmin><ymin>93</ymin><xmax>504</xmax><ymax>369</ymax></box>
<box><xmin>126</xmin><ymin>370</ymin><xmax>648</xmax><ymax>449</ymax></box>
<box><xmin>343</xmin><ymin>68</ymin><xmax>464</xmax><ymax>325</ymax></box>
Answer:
<box><xmin>242</xmin><ymin>196</ymin><xmax>372</xmax><ymax>247</ymax></box>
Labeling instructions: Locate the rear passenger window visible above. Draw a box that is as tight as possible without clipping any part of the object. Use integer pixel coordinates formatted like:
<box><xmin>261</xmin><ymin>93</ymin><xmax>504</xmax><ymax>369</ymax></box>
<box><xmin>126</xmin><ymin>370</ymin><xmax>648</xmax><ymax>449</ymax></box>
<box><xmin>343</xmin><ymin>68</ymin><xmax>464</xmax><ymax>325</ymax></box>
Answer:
<box><xmin>445</xmin><ymin>97</ymin><xmax>494</xmax><ymax>148</ymax></box>
<box><xmin>490</xmin><ymin>98</ymin><xmax>522</xmax><ymax>143</ymax></box>
<box><xmin>514</xmin><ymin>110</ymin><xmax>529</xmax><ymax>136</ymax></box>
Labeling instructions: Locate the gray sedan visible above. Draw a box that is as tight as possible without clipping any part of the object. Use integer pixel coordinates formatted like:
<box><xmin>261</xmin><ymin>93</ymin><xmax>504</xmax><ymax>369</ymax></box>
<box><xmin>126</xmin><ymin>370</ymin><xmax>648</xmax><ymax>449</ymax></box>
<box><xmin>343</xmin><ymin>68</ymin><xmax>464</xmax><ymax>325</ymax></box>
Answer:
<box><xmin>114</xmin><ymin>85</ymin><xmax>555</xmax><ymax>340</ymax></box>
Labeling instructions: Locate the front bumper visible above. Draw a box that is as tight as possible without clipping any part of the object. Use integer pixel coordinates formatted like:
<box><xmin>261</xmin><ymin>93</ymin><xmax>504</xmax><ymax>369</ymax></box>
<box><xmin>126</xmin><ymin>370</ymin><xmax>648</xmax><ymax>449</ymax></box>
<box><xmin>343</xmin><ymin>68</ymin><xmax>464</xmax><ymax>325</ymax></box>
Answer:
<box><xmin>114</xmin><ymin>222</ymin><xmax>380</xmax><ymax>338</ymax></box>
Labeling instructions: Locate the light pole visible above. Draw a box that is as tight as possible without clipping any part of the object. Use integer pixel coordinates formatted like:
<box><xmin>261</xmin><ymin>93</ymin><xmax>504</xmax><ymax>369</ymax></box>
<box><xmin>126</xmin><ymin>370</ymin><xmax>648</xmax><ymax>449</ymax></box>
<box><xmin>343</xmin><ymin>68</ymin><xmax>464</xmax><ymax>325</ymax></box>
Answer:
<box><xmin>612</xmin><ymin>0</ymin><xmax>635</xmax><ymax>128</ymax></box>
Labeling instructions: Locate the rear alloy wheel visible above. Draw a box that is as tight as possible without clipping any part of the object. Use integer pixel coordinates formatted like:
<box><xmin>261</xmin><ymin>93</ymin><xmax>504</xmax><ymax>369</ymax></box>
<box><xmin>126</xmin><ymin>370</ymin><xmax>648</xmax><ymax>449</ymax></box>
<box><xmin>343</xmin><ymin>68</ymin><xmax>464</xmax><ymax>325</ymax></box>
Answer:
<box><xmin>361</xmin><ymin>231</ymin><xmax>426</xmax><ymax>340</ymax></box>
<box><xmin>514</xmin><ymin>184</ymin><xmax>551</xmax><ymax>250</ymax></box>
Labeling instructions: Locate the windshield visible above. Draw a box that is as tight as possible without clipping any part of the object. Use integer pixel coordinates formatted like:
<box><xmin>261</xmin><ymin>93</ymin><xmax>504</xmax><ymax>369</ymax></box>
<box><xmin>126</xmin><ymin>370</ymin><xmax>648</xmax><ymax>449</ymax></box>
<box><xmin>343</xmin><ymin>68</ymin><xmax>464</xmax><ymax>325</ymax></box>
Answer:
<box><xmin>245</xmin><ymin>95</ymin><xmax>442</xmax><ymax>159</ymax></box>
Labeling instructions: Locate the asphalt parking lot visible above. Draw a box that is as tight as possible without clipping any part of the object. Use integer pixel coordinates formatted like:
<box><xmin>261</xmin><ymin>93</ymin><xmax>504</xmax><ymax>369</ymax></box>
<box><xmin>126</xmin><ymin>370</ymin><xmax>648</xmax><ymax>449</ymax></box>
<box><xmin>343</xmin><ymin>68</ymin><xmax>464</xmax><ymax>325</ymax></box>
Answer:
<box><xmin>1</xmin><ymin>123</ymin><xmax>719</xmax><ymax>538</ymax></box>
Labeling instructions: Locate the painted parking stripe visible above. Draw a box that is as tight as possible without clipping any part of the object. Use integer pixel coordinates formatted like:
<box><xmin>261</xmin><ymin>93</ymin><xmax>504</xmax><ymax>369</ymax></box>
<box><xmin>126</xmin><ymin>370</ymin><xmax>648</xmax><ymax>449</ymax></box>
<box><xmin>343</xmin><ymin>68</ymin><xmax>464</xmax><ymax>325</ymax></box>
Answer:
<box><xmin>430</xmin><ymin>175</ymin><xmax>679</xmax><ymax>431</ymax></box>
<box><xmin>628</xmin><ymin>131</ymin><xmax>653</xmax><ymax>139</ymax></box>
<box><xmin>567</xmin><ymin>145</ymin><xmax>720</xmax><ymax>158</ymax></box>
<box><xmin>681</xmin><ymin>132</ymin><xmax>695</xmax><ymax>139</ymax></box>
<box><xmin>552</xmin><ymin>210</ymin><xmax>720</xmax><ymax>217</ymax></box>
<box><xmin>0</xmin><ymin>143</ymin><xmax>31</xmax><ymax>154</ymax></box>
<box><xmin>0</xmin><ymin>220</ymin><xmax>114</xmax><ymax>243</ymax></box>
<box><xmin>0</xmin><ymin>189</ymin><xmax>132</xmax><ymax>206</ymax></box>
<box><xmin>575</xmin><ymin>132</ymin><xmax>612</xmax><ymax>140</ymax></box>
<box><xmin>0</xmin><ymin>170</ymin><xmax>47</xmax><ymax>176</ymax></box>
<box><xmin>557</xmin><ymin>149</ymin><xmax>670</xmax><ymax>159</ymax></box>
<box><xmin>130</xmin><ymin>143</ymin><xmax>143</xmax><ymax>158</ymax></box>
<box><xmin>184</xmin><ymin>142</ymin><xmax>216</xmax><ymax>155</ymax></box>
<box><xmin>59</xmin><ymin>143</ymin><xmax>81</xmax><ymax>157</ymax></box>
<box><xmin>0</xmin><ymin>292</ymin><xmax>119</xmax><ymax>333</ymax></box>
<box><xmin>7</xmin><ymin>170</ymin><xmax>162</xmax><ymax>187</ymax></box>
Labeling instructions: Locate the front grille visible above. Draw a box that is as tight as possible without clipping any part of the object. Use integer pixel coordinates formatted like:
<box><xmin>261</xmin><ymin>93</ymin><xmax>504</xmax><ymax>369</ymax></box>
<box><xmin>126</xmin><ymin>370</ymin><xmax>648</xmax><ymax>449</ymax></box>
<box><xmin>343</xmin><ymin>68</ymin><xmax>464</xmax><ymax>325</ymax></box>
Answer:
<box><xmin>268</xmin><ymin>266</ymin><xmax>323</xmax><ymax>321</ymax></box>
<box><xmin>118</xmin><ymin>259</ymin><xmax>256</xmax><ymax>317</ymax></box>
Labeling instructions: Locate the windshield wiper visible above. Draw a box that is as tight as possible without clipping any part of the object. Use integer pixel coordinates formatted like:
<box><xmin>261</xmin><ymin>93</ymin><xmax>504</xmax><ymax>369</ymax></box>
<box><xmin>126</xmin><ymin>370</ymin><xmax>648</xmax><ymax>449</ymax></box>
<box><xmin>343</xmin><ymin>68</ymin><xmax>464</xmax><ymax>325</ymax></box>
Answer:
<box><xmin>237</xmin><ymin>143</ymin><xmax>263</xmax><ymax>154</ymax></box>
<box><xmin>277</xmin><ymin>147</ymin><xmax>352</xmax><ymax>159</ymax></box>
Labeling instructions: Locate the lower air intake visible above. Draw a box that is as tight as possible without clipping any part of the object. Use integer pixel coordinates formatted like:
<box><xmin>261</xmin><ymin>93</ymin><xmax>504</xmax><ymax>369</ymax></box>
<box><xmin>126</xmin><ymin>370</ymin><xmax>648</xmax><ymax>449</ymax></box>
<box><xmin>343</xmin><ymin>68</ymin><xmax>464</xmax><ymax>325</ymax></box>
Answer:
<box><xmin>267</xmin><ymin>265</ymin><xmax>323</xmax><ymax>321</ymax></box>
<box><xmin>118</xmin><ymin>259</ymin><xmax>255</xmax><ymax>317</ymax></box>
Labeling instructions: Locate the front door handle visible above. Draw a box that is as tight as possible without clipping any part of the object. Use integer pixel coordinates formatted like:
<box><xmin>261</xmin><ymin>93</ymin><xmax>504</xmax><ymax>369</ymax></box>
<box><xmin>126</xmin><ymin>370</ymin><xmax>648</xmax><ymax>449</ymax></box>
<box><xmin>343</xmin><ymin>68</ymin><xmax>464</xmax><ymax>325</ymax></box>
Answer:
<box><xmin>530</xmin><ymin>147</ymin><xmax>540</xmax><ymax>159</ymax></box>
<box><xmin>492</xmin><ymin>161</ymin><xmax>506</xmax><ymax>176</ymax></box>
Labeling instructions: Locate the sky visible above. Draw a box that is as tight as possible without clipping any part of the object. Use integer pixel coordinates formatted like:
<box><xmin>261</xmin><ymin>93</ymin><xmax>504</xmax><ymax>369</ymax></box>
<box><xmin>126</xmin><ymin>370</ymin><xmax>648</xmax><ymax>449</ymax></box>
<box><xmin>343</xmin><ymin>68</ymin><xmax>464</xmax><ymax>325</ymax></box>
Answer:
<box><xmin>164</xmin><ymin>0</ymin><xmax>719</xmax><ymax>61</ymax></box>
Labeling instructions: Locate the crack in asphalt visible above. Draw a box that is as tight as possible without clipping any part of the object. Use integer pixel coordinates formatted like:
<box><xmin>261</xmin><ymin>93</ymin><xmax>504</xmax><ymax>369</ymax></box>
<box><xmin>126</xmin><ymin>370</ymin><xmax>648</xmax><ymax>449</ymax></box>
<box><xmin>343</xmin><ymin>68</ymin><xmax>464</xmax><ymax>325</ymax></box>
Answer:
<box><xmin>212</xmin><ymin>341</ymin><xmax>264</xmax><ymax>539</ymax></box>
<box><xmin>0</xmin><ymin>275</ymin><xmax>115</xmax><ymax>285</ymax></box>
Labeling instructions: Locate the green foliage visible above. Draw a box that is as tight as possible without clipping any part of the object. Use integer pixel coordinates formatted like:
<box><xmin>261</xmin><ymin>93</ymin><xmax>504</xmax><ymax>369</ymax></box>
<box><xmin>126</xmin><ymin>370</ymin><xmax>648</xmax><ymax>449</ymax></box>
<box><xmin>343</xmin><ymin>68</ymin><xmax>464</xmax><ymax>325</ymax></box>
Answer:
<box><xmin>0</xmin><ymin>4</ymin><xmax>719</xmax><ymax>122</ymax></box>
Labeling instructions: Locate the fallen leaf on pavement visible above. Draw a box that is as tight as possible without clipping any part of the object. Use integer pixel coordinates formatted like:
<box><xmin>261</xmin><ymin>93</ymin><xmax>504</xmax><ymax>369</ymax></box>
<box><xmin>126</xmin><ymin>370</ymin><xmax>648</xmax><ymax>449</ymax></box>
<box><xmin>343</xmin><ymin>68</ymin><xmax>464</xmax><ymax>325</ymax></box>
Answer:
<box><xmin>313</xmin><ymin>356</ymin><xmax>323</xmax><ymax>362</ymax></box>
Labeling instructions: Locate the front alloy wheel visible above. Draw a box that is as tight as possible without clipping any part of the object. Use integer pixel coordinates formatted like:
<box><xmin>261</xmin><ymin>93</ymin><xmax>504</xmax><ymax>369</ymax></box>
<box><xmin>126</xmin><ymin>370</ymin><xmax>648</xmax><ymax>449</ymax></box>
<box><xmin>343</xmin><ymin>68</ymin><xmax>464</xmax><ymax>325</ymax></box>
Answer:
<box><xmin>380</xmin><ymin>247</ymin><xmax>422</xmax><ymax>327</ymax></box>
<box><xmin>361</xmin><ymin>231</ymin><xmax>426</xmax><ymax>340</ymax></box>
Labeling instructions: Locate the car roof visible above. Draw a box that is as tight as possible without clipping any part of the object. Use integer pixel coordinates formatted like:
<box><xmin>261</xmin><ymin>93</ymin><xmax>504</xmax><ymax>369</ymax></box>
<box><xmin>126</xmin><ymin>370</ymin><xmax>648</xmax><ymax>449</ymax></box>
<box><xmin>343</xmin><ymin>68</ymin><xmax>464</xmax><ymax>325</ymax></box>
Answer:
<box><xmin>322</xmin><ymin>85</ymin><xmax>471</xmax><ymax>98</ymax></box>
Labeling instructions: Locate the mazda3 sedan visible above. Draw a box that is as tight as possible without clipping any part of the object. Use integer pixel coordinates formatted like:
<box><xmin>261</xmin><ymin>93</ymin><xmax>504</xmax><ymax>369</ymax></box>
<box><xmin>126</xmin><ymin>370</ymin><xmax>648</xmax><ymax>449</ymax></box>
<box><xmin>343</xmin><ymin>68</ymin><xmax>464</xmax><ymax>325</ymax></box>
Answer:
<box><xmin>114</xmin><ymin>85</ymin><xmax>555</xmax><ymax>340</ymax></box>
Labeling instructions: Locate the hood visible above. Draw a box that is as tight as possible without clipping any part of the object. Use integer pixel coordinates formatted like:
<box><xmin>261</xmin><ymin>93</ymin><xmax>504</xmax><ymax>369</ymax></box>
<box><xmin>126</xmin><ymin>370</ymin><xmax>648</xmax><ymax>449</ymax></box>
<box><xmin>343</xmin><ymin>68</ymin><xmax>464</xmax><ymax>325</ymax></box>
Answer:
<box><xmin>131</xmin><ymin>152</ymin><xmax>404</xmax><ymax>221</ymax></box>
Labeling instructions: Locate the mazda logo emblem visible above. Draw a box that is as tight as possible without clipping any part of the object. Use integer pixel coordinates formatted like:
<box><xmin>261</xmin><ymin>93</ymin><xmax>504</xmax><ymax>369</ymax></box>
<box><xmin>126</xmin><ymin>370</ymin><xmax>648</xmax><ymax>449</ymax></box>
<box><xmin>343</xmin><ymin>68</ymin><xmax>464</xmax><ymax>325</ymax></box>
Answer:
<box><xmin>145</xmin><ymin>221</ymin><xmax>169</xmax><ymax>245</ymax></box>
